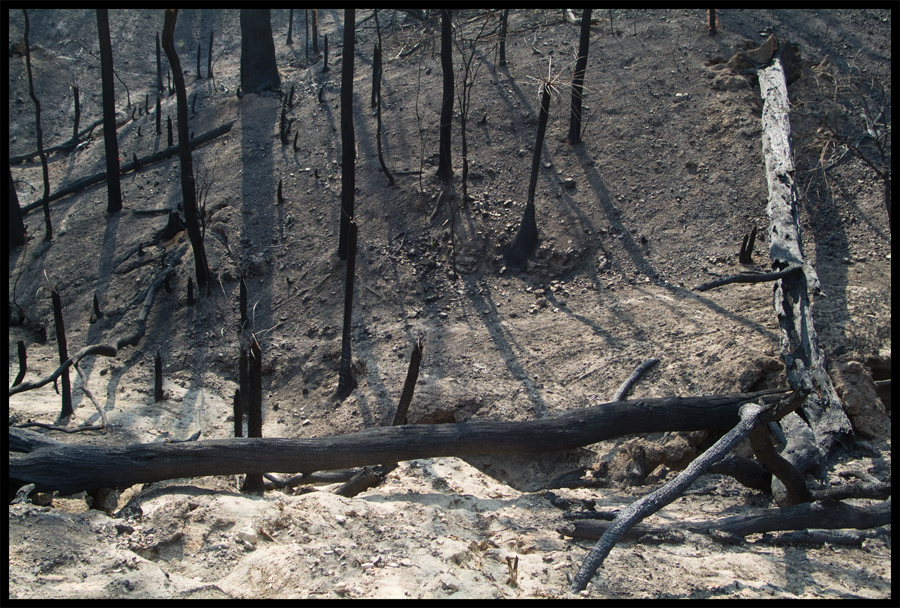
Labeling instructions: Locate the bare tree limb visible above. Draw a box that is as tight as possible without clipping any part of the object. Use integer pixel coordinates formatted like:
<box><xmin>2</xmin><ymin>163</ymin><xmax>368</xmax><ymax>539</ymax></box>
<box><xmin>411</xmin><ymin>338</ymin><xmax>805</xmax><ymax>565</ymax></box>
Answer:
<box><xmin>562</xmin><ymin>498</ymin><xmax>891</xmax><ymax>542</ymax></box>
<box><xmin>692</xmin><ymin>266</ymin><xmax>802</xmax><ymax>292</ymax></box>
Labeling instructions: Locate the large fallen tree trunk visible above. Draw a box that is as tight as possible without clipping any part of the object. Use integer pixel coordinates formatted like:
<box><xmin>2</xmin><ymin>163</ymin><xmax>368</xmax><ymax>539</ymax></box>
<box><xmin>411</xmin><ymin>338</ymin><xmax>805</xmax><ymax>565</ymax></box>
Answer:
<box><xmin>20</xmin><ymin>121</ymin><xmax>235</xmax><ymax>215</ymax></box>
<box><xmin>9</xmin><ymin>388</ymin><xmax>789</xmax><ymax>495</ymax></box>
<box><xmin>738</xmin><ymin>36</ymin><xmax>853</xmax><ymax>492</ymax></box>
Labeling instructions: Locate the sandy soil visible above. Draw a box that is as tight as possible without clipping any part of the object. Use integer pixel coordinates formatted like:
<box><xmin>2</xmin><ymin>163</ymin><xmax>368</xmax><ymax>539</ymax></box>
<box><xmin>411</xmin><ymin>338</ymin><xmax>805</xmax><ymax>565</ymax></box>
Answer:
<box><xmin>8</xmin><ymin>9</ymin><xmax>891</xmax><ymax>599</ymax></box>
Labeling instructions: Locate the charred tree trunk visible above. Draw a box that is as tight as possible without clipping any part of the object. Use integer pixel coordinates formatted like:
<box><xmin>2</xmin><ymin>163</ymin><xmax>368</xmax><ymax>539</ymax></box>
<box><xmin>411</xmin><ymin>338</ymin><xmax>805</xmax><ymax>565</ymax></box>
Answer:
<box><xmin>8</xmin><ymin>165</ymin><xmax>26</xmax><ymax>249</ymax></box>
<box><xmin>156</xmin><ymin>32</ymin><xmax>164</xmax><ymax>93</ymax></box>
<box><xmin>311</xmin><ymin>10</ymin><xmax>319</xmax><ymax>56</ymax></box>
<box><xmin>208</xmin><ymin>31</ymin><xmax>214</xmax><ymax>80</ymax></box>
<box><xmin>96</xmin><ymin>9</ymin><xmax>122</xmax><ymax>214</ymax></box>
<box><xmin>436</xmin><ymin>10</ymin><xmax>454</xmax><ymax>183</ymax></box>
<box><xmin>504</xmin><ymin>85</ymin><xmax>551</xmax><ymax>270</ymax></box>
<box><xmin>392</xmin><ymin>338</ymin><xmax>424</xmax><ymax>426</ymax></box>
<box><xmin>242</xmin><ymin>336</ymin><xmax>265</xmax><ymax>493</ymax></box>
<box><xmin>240</xmin><ymin>9</ymin><xmax>281</xmax><ymax>95</ymax></box>
<box><xmin>50</xmin><ymin>289</ymin><xmax>72</xmax><ymax>419</ymax></box>
<box><xmin>22</xmin><ymin>9</ymin><xmax>52</xmax><ymax>242</ymax></box>
<box><xmin>336</xmin><ymin>221</ymin><xmax>358</xmax><ymax>399</ymax></box>
<box><xmin>499</xmin><ymin>9</ymin><xmax>509</xmax><ymax>67</ymax></box>
<box><xmin>566</xmin><ymin>9</ymin><xmax>592</xmax><ymax>145</ymax></box>
<box><xmin>286</xmin><ymin>9</ymin><xmax>294</xmax><ymax>45</ymax></box>
<box><xmin>337</xmin><ymin>8</ymin><xmax>356</xmax><ymax>260</ymax></box>
<box><xmin>71</xmin><ymin>86</ymin><xmax>81</xmax><ymax>147</ymax></box>
<box><xmin>154</xmin><ymin>351</ymin><xmax>164</xmax><ymax>402</ymax></box>
<box><xmin>161</xmin><ymin>9</ymin><xmax>209</xmax><ymax>288</ymax></box>
<box><xmin>10</xmin><ymin>389</ymin><xmax>793</xmax><ymax>495</ymax></box>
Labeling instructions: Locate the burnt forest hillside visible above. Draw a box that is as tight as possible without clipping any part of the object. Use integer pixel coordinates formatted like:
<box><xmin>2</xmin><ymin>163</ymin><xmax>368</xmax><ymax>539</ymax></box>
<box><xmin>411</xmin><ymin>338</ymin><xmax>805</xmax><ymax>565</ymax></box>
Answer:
<box><xmin>8</xmin><ymin>9</ymin><xmax>891</xmax><ymax>600</ymax></box>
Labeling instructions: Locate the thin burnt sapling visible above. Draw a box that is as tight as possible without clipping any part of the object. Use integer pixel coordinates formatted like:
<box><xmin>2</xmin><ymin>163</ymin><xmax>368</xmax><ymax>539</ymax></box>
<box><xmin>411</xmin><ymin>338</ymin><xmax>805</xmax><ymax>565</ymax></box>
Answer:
<box><xmin>22</xmin><ymin>9</ymin><xmax>52</xmax><ymax>241</ymax></box>
<box><xmin>207</xmin><ymin>31</ymin><xmax>214</xmax><ymax>81</ymax></box>
<box><xmin>436</xmin><ymin>10</ymin><xmax>454</xmax><ymax>183</ymax></box>
<box><xmin>14</xmin><ymin>340</ymin><xmax>27</xmax><ymax>387</ymax></box>
<box><xmin>504</xmin><ymin>81</ymin><xmax>552</xmax><ymax>270</ymax></box>
<box><xmin>154</xmin><ymin>351</ymin><xmax>163</xmax><ymax>402</ymax></box>
<box><xmin>566</xmin><ymin>9</ymin><xmax>592</xmax><ymax>145</ymax></box>
<box><xmin>156</xmin><ymin>32</ymin><xmax>164</xmax><ymax>93</ymax></box>
<box><xmin>498</xmin><ymin>8</ymin><xmax>509</xmax><ymax>67</ymax></box>
<box><xmin>71</xmin><ymin>85</ymin><xmax>81</xmax><ymax>148</ymax></box>
<box><xmin>286</xmin><ymin>8</ymin><xmax>293</xmax><ymax>45</ymax></box>
<box><xmin>337</xmin><ymin>8</ymin><xmax>356</xmax><ymax>260</ymax></box>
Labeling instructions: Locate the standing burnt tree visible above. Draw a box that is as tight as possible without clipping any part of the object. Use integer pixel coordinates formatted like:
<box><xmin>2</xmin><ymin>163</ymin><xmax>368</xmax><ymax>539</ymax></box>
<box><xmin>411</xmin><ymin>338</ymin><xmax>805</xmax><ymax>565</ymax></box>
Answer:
<box><xmin>436</xmin><ymin>9</ymin><xmax>454</xmax><ymax>183</ymax></box>
<box><xmin>50</xmin><ymin>286</ymin><xmax>72</xmax><ymax>419</ymax></box>
<box><xmin>566</xmin><ymin>8</ymin><xmax>592</xmax><ymax>145</ymax></box>
<box><xmin>504</xmin><ymin>65</ymin><xmax>555</xmax><ymax>270</ymax></box>
<box><xmin>240</xmin><ymin>9</ymin><xmax>281</xmax><ymax>95</ymax></box>
<box><xmin>498</xmin><ymin>9</ymin><xmax>510</xmax><ymax>67</ymax></box>
<box><xmin>161</xmin><ymin>9</ymin><xmax>209</xmax><ymax>288</ymax></box>
<box><xmin>372</xmin><ymin>10</ymin><xmax>394</xmax><ymax>186</ymax></box>
<box><xmin>338</xmin><ymin>9</ymin><xmax>357</xmax><ymax>260</ymax></box>
<box><xmin>311</xmin><ymin>9</ymin><xmax>319</xmax><ymax>56</ymax></box>
<box><xmin>96</xmin><ymin>8</ymin><xmax>123</xmax><ymax>214</ymax></box>
<box><xmin>336</xmin><ymin>8</ymin><xmax>358</xmax><ymax>398</ymax></box>
<box><xmin>22</xmin><ymin>9</ymin><xmax>52</xmax><ymax>242</ymax></box>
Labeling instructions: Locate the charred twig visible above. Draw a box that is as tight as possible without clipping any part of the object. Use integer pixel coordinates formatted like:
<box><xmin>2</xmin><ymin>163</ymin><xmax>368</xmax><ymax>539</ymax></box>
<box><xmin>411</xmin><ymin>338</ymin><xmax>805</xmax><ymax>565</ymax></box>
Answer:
<box><xmin>612</xmin><ymin>357</ymin><xmax>659</xmax><ymax>401</ymax></box>
<box><xmin>738</xmin><ymin>225</ymin><xmax>757</xmax><ymax>264</ymax></box>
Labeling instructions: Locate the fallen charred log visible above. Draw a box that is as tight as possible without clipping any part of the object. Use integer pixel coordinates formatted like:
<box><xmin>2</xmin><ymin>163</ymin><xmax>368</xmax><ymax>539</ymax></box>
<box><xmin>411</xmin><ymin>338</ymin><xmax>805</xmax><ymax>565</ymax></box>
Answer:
<box><xmin>9</xmin><ymin>389</ymin><xmax>789</xmax><ymax>495</ymax></box>
<box><xmin>561</xmin><ymin>497</ymin><xmax>891</xmax><ymax>541</ymax></box>
<box><xmin>20</xmin><ymin>121</ymin><xmax>234</xmax><ymax>215</ymax></box>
